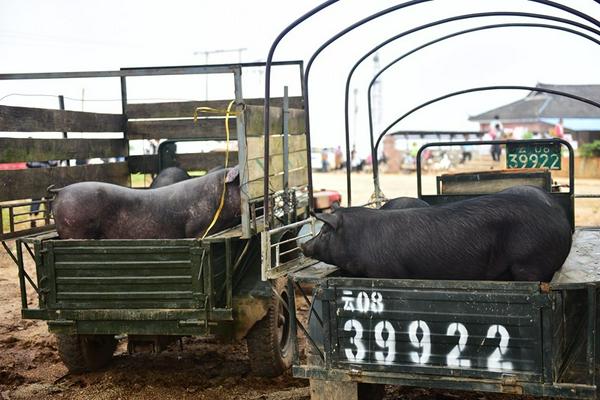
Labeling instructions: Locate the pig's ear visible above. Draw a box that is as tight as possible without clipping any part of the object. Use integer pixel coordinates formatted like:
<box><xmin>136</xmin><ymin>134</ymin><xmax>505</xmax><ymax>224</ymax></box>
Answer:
<box><xmin>225</xmin><ymin>166</ymin><xmax>240</xmax><ymax>183</ymax></box>
<box><xmin>315</xmin><ymin>213</ymin><xmax>339</xmax><ymax>230</ymax></box>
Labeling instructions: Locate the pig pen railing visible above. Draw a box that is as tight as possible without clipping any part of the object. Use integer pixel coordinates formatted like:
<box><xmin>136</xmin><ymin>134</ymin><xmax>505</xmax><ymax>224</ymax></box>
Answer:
<box><xmin>0</xmin><ymin>198</ymin><xmax>54</xmax><ymax>240</ymax></box>
<box><xmin>261</xmin><ymin>217</ymin><xmax>318</xmax><ymax>281</ymax></box>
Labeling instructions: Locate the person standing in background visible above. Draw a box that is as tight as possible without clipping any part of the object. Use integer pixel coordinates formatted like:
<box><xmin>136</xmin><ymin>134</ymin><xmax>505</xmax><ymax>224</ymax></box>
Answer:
<box><xmin>554</xmin><ymin>118</ymin><xmax>565</xmax><ymax>139</ymax></box>
<box><xmin>489</xmin><ymin>115</ymin><xmax>504</xmax><ymax>162</ymax></box>
<box><xmin>490</xmin><ymin>115</ymin><xmax>503</xmax><ymax>133</ymax></box>
<box><xmin>321</xmin><ymin>148</ymin><xmax>330</xmax><ymax>172</ymax></box>
<box><xmin>334</xmin><ymin>146</ymin><xmax>343</xmax><ymax>170</ymax></box>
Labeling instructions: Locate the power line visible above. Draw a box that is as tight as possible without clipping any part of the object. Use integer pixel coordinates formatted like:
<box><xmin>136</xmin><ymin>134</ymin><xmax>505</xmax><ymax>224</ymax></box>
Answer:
<box><xmin>192</xmin><ymin>48</ymin><xmax>247</xmax><ymax>99</ymax></box>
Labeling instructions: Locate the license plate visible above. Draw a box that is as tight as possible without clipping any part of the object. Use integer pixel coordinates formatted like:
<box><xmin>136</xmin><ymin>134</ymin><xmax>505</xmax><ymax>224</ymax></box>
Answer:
<box><xmin>335</xmin><ymin>288</ymin><xmax>541</xmax><ymax>373</ymax></box>
<box><xmin>506</xmin><ymin>142</ymin><xmax>561</xmax><ymax>170</ymax></box>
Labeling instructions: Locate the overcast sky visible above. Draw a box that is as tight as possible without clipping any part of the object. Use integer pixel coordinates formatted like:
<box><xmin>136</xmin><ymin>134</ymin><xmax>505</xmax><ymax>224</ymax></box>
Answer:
<box><xmin>2</xmin><ymin>0</ymin><xmax>600</xmax><ymax>157</ymax></box>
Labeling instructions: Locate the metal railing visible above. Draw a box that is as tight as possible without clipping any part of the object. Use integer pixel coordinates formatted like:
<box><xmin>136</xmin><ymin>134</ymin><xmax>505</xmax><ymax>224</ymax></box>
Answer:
<box><xmin>261</xmin><ymin>217</ymin><xmax>318</xmax><ymax>281</ymax></box>
<box><xmin>0</xmin><ymin>198</ymin><xmax>54</xmax><ymax>240</ymax></box>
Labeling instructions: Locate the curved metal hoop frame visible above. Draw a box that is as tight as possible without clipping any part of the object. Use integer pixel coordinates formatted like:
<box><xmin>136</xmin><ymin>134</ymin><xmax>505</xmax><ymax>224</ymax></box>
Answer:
<box><xmin>341</xmin><ymin>11</ymin><xmax>600</xmax><ymax>203</ymax></box>
<box><xmin>366</xmin><ymin>22</ymin><xmax>600</xmax><ymax>147</ymax></box>
<box><xmin>375</xmin><ymin>85</ymin><xmax>600</xmax><ymax>151</ymax></box>
<box><xmin>360</xmin><ymin>22</ymin><xmax>600</xmax><ymax>196</ymax></box>
<box><xmin>369</xmin><ymin>85</ymin><xmax>600</xmax><ymax>198</ymax></box>
<box><xmin>263</xmin><ymin>0</ymin><xmax>600</xmax><ymax>220</ymax></box>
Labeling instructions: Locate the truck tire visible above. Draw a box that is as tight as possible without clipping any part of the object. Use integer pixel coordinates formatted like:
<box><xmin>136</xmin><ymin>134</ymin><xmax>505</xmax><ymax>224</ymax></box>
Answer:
<box><xmin>56</xmin><ymin>334</ymin><xmax>117</xmax><ymax>373</ymax></box>
<box><xmin>246</xmin><ymin>278</ymin><xmax>293</xmax><ymax>377</ymax></box>
<box><xmin>358</xmin><ymin>383</ymin><xmax>386</xmax><ymax>400</ymax></box>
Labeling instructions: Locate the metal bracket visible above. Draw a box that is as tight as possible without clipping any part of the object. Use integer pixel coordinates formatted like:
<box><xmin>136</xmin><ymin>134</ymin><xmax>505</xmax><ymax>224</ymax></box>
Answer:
<box><xmin>316</xmin><ymin>287</ymin><xmax>336</xmax><ymax>301</ymax></box>
<box><xmin>178</xmin><ymin>319</ymin><xmax>215</xmax><ymax>327</ymax></box>
<box><xmin>501</xmin><ymin>375</ymin><xmax>523</xmax><ymax>395</ymax></box>
<box><xmin>531</xmin><ymin>294</ymin><xmax>552</xmax><ymax>309</ymax></box>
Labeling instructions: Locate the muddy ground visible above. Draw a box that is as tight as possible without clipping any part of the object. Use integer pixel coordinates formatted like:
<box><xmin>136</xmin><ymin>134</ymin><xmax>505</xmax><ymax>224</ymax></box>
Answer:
<box><xmin>1</xmin><ymin>171</ymin><xmax>598</xmax><ymax>399</ymax></box>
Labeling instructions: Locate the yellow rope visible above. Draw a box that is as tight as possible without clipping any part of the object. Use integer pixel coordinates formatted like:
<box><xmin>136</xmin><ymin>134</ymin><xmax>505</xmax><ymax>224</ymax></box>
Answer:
<box><xmin>199</xmin><ymin>100</ymin><xmax>236</xmax><ymax>240</ymax></box>
<box><xmin>193</xmin><ymin>106</ymin><xmax>235</xmax><ymax>121</ymax></box>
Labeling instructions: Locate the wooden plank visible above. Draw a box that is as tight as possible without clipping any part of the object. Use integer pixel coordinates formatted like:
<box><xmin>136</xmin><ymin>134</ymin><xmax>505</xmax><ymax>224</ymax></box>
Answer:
<box><xmin>247</xmin><ymin>150</ymin><xmax>307</xmax><ymax>181</ymax></box>
<box><xmin>442</xmin><ymin>176</ymin><xmax>549</xmax><ymax>195</ymax></box>
<box><xmin>127</xmin><ymin>97</ymin><xmax>303</xmax><ymax>119</ymax></box>
<box><xmin>287</xmin><ymin>108</ymin><xmax>306</xmax><ymax>135</ymax></box>
<box><xmin>247</xmin><ymin>167</ymin><xmax>308</xmax><ymax>199</ymax></box>
<box><xmin>245</xmin><ymin>105</ymin><xmax>305</xmax><ymax>136</ymax></box>
<box><xmin>246</xmin><ymin>135</ymin><xmax>307</xmax><ymax>159</ymax></box>
<box><xmin>245</xmin><ymin>105</ymin><xmax>280</xmax><ymax>136</ymax></box>
<box><xmin>127</xmin><ymin>151</ymin><xmax>238</xmax><ymax>174</ymax></box>
<box><xmin>0</xmin><ymin>138</ymin><xmax>127</xmax><ymax>163</ymax></box>
<box><xmin>440</xmin><ymin>170</ymin><xmax>551</xmax><ymax>195</ymax></box>
<box><xmin>127</xmin><ymin>118</ymin><xmax>235</xmax><ymax>140</ymax></box>
<box><xmin>0</xmin><ymin>163</ymin><xmax>130</xmax><ymax>202</ymax></box>
<box><xmin>0</xmin><ymin>105</ymin><xmax>124</xmax><ymax>132</ymax></box>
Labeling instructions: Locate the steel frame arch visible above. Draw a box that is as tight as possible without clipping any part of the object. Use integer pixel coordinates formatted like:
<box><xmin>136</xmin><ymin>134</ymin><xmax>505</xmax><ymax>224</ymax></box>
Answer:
<box><xmin>262</xmin><ymin>0</ymin><xmax>600</xmax><ymax>219</ymax></box>
<box><xmin>339</xmin><ymin>12</ymin><xmax>600</xmax><ymax>203</ymax></box>
<box><xmin>369</xmin><ymin>85</ymin><xmax>600</xmax><ymax>196</ymax></box>
<box><xmin>359</xmin><ymin>22</ymin><xmax>600</xmax><ymax>199</ymax></box>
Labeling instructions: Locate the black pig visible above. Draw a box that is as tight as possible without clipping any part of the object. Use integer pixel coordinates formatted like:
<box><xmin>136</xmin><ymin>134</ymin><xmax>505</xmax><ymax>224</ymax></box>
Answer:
<box><xmin>380</xmin><ymin>197</ymin><xmax>429</xmax><ymax>210</ymax></box>
<box><xmin>301</xmin><ymin>185</ymin><xmax>571</xmax><ymax>282</ymax></box>
<box><xmin>53</xmin><ymin>167</ymin><xmax>241</xmax><ymax>239</ymax></box>
<box><xmin>150</xmin><ymin>167</ymin><xmax>191</xmax><ymax>188</ymax></box>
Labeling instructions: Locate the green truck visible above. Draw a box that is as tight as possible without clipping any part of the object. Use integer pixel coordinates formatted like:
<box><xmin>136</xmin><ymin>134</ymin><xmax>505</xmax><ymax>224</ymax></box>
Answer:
<box><xmin>0</xmin><ymin>61</ymin><xmax>325</xmax><ymax>376</ymax></box>
<box><xmin>279</xmin><ymin>140</ymin><xmax>600</xmax><ymax>399</ymax></box>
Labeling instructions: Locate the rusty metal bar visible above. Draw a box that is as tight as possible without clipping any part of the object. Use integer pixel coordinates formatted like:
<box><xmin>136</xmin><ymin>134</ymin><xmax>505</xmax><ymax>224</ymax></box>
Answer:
<box><xmin>8</xmin><ymin>207</ymin><xmax>14</xmax><ymax>234</ymax></box>
<box><xmin>16</xmin><ymin>241</ymin><xmax>27</xmax><ymax>309</ymax></box>
<box><xmin>295</xmin><ymin>280</ymin><xmax>323</xmax><ymax>327</ymax></box>
<box><xmin>1</xmin><ymin>241</ymin><xmax>19</xmax><ymax>266</ymax></box>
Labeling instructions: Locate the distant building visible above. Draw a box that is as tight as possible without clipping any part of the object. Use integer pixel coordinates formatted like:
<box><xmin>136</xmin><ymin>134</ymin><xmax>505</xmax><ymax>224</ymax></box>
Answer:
<box><xmin>469</xmin><ymin>83</ymin><xmax>600</xmax><ymax>144</ymax></box>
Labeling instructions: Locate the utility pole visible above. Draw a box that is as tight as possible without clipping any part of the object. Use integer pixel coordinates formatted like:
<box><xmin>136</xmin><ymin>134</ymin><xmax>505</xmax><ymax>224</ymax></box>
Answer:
<box><xmin>372</xmin><ymin>52</ymin><xmax>383</xmax><ymax>135</ymax></box>
<box><xmin>353</xmin><ymin>88</ymin><xmax>359</xmax><ymax>149</ymax></box>
<box><xmin>372</xmin><ymin>53</ymin><xmax>384</xmax><ymax>205</ymax></box>
<box><xmin>193</xmin><ymin>48</ymin><xmax>247</xmax><ymax>99</ymax></box>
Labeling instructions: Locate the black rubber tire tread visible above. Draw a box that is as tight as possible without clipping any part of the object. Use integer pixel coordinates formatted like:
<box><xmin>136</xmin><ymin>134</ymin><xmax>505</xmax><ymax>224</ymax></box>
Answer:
<box><xmin>56</xmin><ymin>334</ymin><xmax>117</xmax><ymax>373</ymax></box>
<box><xmin>246</xmin><ymin>278</ymin><xmax>293</xmax><ymax>377</ymax></box>
<box><xmin>358</xmin><ymin>383</ymin><xmax>386</xmax><ymax>400</ymax></box>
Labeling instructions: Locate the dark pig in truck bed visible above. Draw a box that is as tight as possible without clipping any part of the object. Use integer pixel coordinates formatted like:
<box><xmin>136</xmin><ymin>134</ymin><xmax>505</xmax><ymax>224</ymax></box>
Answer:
<box><xmin>53</xmin><ymin>166</ymin><xmax>241</xmax><ymax>239</ymax></box>
<box><xmin>301</xmin><ymin>185</ymin><xmax>572</xmax><ymax>282</ymax></box>
<box><xmin>149</xmin><ymin>166</ymin><xmax>191</xmax><ymax>188</ymax></box>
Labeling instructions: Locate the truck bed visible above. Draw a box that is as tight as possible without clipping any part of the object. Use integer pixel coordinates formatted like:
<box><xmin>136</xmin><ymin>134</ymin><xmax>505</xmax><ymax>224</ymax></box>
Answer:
<box><xmin>552</xmin><ymin>227</ymin><xmax>600</xmax><ymax>285</ymax></box>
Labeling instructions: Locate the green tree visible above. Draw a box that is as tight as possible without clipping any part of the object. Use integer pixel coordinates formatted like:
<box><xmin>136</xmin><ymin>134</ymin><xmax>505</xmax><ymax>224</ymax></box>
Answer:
<box><xmin>579</xmin><ymin>140</ymin><xmax>600</xmax><ymax>158</ymax></box>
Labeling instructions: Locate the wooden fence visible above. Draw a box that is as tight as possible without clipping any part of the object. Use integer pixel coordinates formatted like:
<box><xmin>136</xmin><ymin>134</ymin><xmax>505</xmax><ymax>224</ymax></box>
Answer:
<box><xmin>0</xmin><ymin>96</ymin><xmax>304</xmax><ymax>239</ymax></box>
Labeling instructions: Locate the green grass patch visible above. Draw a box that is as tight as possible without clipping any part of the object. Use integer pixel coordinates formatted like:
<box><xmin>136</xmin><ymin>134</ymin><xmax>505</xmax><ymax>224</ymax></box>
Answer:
<box><xmin>130</xmin><ymin>173</ymin><xmax>153</xmax><ymax>188</ymax></box>
<box><xmin>188</xmin><ymin>170</ymin><xmax>208</xmax><ymax>177</ymax></box>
